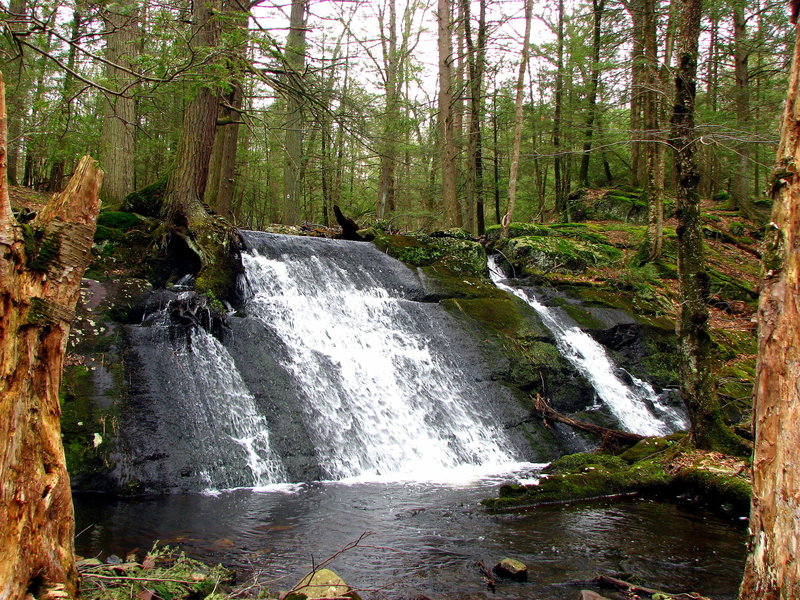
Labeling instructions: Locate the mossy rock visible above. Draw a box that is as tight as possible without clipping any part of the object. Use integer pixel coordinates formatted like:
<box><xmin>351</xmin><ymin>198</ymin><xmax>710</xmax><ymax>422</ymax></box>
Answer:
<box><xmin>571</xmin><ymin>189</ymin><xmax>647</xmax><ymax>223</ymax></box>
<box><xmin>546</xmin><ymin>452</ymin><xmax>629</xmax><ymax>475</ymax></box>
<box><xmin>373</xmin><ymin>233</ymin><xmax>486</xmax><ymax>278</ymax></box>
<box><xmin>618</xmin><ymin>434</ymin><xmax>684</xmax><ymax>464</ymax></box>
<box><xmin>287</xmin><ymin>569</ymin><xmax>361</xmax><ymax>600</ymax></box>
<box><xmin>122</xmin><ymin>176</ymin><xmax>168</xmax><ymax>217</ymax></box>
<box><xmin>485</xmin><ymin>222</ymin><xmax>553</xmax><ymax>241</ymax></box>
<box><xmin>501</xmin><ymin>235</ymin><xmax>622</xmax><ymax>275</ymax></box>
<box><xmin>671</xmin><ymin>467</ymin><xmax>751</xmax><ymax>516</ymax></box>
<box><xmin>441</xmin><ymin>296</ymin><xmax>548</xmax><ymax>339</ymax></box>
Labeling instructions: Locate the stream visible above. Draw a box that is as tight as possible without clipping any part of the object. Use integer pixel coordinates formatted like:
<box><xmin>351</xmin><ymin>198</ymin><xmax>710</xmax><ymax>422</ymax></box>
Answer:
<box><xmin>73</xmin><ymin>471</ymin><xmax>746</xmax><ymax>599</ymax></box>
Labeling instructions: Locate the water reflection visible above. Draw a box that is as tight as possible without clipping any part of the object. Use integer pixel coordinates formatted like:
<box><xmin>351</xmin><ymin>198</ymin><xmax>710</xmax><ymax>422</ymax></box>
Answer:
<box><xmin>74</xmin><ymin>480</ymin><xmax>745</xmax><ymax>600</ymax></box>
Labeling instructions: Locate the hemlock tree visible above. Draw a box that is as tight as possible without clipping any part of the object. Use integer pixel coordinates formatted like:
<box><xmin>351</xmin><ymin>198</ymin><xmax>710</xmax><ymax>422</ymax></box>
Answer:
<box><xmin>0</xmin><ymin>74</ymin><xmax>103</xmax><ymax>598</ymax></box>
<box><xmin>738</xmin><ymin>7</ymin><xmax>800</xmax><ymax>598</ymax></box>
<box><xmin>670</xmin><ymin>0</ymin><xmax>748</xmax><ymax>454</ymax></box>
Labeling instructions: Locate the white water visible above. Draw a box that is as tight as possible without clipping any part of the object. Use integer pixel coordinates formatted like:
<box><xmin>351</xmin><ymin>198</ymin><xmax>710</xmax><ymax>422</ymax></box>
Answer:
<box><xmin>241</xmin><ymin>235</ymin><xmax>520</xmax><ymax>481</ymax></box>
<box><xmin>160</xmin><ymin>308</ymin><xmax>288</xmax><ymax>487</ymax></box>
<box><xmin>488</xmin><ymin>256</ymin><xmax>688</xmax><ymax>436</ymax></box>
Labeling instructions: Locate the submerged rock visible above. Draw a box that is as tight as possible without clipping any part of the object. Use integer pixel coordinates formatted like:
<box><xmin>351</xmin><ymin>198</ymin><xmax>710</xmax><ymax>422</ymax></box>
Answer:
<box><xmin>579</xmin><ymin>591</ymin><xmax>612</xmax><ymax>600</ymax></box>
<box><xmin>492</xmin><ymin>558</ymin><xmax>528</xmax><ymax>581</ymax></box>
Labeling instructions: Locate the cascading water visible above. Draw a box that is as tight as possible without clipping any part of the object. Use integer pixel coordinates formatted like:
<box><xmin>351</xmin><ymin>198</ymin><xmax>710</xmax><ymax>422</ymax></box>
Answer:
<box><xmin>118</xmin><ymin>233</ymin><xmax>540</xmax><ymax>493</ymax></box>
<box><xmin>239</xmin><ymin>232</ymin><xmax>519</xmax><ymax>481</ymax></box>
<box><xmin>488</xmin><ymin>255</ymin><xmax>688</xmax><ymax>436</ymax></box>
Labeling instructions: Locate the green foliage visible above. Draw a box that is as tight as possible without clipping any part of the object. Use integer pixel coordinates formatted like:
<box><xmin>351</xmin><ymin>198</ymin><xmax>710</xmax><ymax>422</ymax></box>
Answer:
<box><xmin>80</xmin><ymin>544</ymin><xmax>234</xmax><ymax>600</ymax></box>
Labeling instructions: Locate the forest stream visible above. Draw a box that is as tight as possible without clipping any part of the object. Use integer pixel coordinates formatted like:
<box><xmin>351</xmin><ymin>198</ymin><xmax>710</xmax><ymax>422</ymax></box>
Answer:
<box><xmin>73</xmin><ymin>474</ymin><xmax>746</xmax><ymax>599</ymax></box>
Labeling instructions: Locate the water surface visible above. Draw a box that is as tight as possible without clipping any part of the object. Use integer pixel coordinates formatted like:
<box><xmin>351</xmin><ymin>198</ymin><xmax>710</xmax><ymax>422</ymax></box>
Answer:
<box><xmin>74</xmin><ymin>473</ymin><xmax>746</xmax><ymax>599</ymax></box>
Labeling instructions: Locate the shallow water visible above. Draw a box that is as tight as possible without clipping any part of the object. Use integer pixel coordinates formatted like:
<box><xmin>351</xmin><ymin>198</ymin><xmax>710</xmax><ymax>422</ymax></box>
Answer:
<box><xmin>74</xmin><ymin>470</ymin><xmax>746</xmax><ymax>599</ymax></box>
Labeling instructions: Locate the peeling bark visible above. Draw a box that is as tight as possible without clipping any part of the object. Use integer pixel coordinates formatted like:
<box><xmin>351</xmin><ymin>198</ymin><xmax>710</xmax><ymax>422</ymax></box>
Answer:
<box><xmin>739</xmin><ymin>16</ymin><xmax>800</xmax><ymax>600</ymax></box>
<box><xmin>0</xmin><ymin>73</ymin><xmax>103</xmax><ymax>598</ymax></box>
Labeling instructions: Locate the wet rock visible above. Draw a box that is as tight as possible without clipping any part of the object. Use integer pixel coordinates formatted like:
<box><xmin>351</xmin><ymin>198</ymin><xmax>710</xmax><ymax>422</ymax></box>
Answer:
<box><xmin>579</xmin><ymin>591</ymin><xmax>611</xmax><ymax>600</ymax></box>
<box><xmin>492</xmin><ymin>558</ymin><xmax>528</xmax><ymax>581</ymax></box>
<box><xmin>286</xmin><ymin>568</ymin><xmax>361</xmax><ymax>600</ymax></box>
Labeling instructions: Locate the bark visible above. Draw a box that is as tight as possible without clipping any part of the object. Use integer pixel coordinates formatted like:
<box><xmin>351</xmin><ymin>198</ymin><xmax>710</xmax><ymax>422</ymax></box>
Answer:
<box><xmin>671</xmin><ymin>0</ymin><xmax>747</xmax><ymax>454</ymax></box>
<box><xmin>738</xmin><ymin>15</ymin><xmax>800</xmax><ymax>600</ymax></box>
<box><xmin>377</xmin><ymin>0</ymin><xmax>399</xmax><ymax>219</ymax></box>
<box><xmin>578</xmin><ymin>0</ymin><xmax>606</xmax><ymax>188</ymax></box>
<box><xmin>100</xmin><ymin>0</ymin><xmax>139</xmax><ymax>208</ymax></box>
<box><xmin>552</xmin><ymin>0</ymin><xmax>567</xmax><ymax>219</ymax></box>
<box><xmin>642</xmin><ymin>0</ymin><xmax>664</xmax><ymax>261</ymax></box>
<box><xmin>0</xmin><ymin>74</ymin><xmax>103</xmax><ymax>598</ymax></box>
<box><xmin>163</xmin><ymin>0</ymin><xmax>222</xmax><ymax>227</ymax></box>
<box><xmin>732</xmin><ymin>0</ymin><xmax>759</xmax><ymax>221</ymax></box>
<box><xmin>437</xmin><ymin>0</ymin><xmax>460</xmax><ymax>227</ymax></box>
<box><xmin>500</xmin><ymin>0</ymin><xmax>533</xmax><ymax>238</ymax></box>
<box><xmin>628</xmin><ymin>0</ymin><xmax>645</xmax><ymax>187</ymax></box>
<box><xmin>4</xmin><ymin>0</ymin><xmax>28</xmax><ymax>186</ymax></box>
<box><xmin>461</xmin><ymin>0</ymin><xmax>487</xmax><ymax>235</ymax></box>
<box><xmin>282</xmin><ymin>0</ymin><xmax>307</xmax><ymax>225</ymax></box>
<box><xmin>525</xmin><ymin>395</ymin><xmax>644</xmax><ymax>448</ymax></box>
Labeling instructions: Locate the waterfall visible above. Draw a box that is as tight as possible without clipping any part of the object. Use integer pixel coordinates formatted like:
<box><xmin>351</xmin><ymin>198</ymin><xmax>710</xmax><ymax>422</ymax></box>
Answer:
<box><xmin>119</xmin><ymin>233</ymin><xmax>537</xmax><ymax>493</ymax></box>
<box><xmin>488</xmin><ymin>256</ymin><xmax>688</xmax><ymax>436</ymax></box>
<box><xmin>240</xmin><ymin>232</ymin><xmax>518</xmax><ymax>481</ymax></box>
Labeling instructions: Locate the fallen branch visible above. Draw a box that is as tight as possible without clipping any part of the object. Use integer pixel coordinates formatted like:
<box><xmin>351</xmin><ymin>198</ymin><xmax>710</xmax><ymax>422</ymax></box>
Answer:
<box><xmin>594</xmin><ymin>574</ymin><xmax>711</xmax><ymax>600</ymax></box>
<box><xmin>475</xmin><ymin>561</ymin><xmax>496</xmax><ymax>592</ymax></box>
<box><xmin>521</xmin><ymin>395</ymin><xmax>645</xmax><ymax>448</ymax></box>
<box><xmin>81</xmin><ymin>573</ymin><xmax>202</xmax><ymax>584</ymax></box>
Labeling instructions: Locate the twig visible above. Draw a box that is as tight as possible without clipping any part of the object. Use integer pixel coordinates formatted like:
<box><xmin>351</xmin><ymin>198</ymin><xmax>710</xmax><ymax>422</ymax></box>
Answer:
<box><xmin>81</xmin><ymin>573</ymin><xmax>203</xmax><ymax>585</ymax></box>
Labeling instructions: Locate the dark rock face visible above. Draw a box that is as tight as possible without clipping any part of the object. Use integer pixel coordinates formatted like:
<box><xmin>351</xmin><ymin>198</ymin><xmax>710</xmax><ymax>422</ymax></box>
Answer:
<box><xmin>68</xmin><ymin>232</ymin><xmax>684</xmax><ymax>495</ymax></box>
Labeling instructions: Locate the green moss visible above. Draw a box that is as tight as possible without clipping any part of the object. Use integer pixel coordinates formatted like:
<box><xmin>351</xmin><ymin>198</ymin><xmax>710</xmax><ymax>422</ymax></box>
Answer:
<box><xmin>21</xmin><ymin>224</ymin><xmax>61</xmax><ymax>272</ymax></box>
<box><xmin>561</xmin><ymin>304</ymin><xmax>605</xmax><ymax>329</ymax></box>
<box><xmin>25</xmin><ymin>297</ymin><xmax>53</xmax><ymax>326</ymax></box>
<box><xmin>618</xmin><ymin>434</ymin><xmax>685</xmax><ymax>463</ymax></box>
<box><xmin>122</xmin><ymin>176</ymin><xmax>168</xmax><ymax>217</ymax></box>
<box><xmin>546</xmin><ymin>452</ymin><xmax>628</xmax><ymax>474</ymax></box>
<box><xmin>485</xmin><ymin>222</ymin><xmax>553</xmax><ymax>240</ymax></box>
<box><xmin>97</xmin><ymin>211</ymin><xmax>146</xmax><ymax>229</ymax></box>
<box><xmin>671</xmin><ymin>468</ymin><xmax>751</xmax><ymax>515</ymax></box>
<box><xmin>374</xmin><ymin>233</ymin><xmax>487</xmax><ymax>278</ymax></box>
<box><xmin>503</xmin><ymin>235</ymin><xmax>622</xmax><ymax>275</ymax></box>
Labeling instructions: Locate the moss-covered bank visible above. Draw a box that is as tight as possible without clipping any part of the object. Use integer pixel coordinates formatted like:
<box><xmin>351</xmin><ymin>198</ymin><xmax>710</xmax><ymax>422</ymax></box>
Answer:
<box><xmin>483</xmin><ymin>436</ymin><xmax>751</xmax><ymax>519</ymax></box>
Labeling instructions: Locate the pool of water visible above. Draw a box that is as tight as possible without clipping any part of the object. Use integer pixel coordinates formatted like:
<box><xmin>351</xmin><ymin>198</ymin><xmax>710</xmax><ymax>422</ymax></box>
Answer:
<box><xmin>74</xmin><ymin>472</ymin><xmax>747</xmax><ymax>599</ymax></box>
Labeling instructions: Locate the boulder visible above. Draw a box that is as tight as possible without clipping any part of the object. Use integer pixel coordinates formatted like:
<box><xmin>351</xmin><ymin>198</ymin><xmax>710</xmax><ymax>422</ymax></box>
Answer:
<box><xmin>578</xmin><ymin>591</ymin><xmax>611</xmax><ymax>600</ymax></box>
<box><xmin>286</xmin><ymin>568</ymin><xmax>361</xmax><ymax>600</ymax></box>
<box><xmin>491</xmin><ymin>557</ymin><xmax>528</xmax><ymax>581</ymax></box>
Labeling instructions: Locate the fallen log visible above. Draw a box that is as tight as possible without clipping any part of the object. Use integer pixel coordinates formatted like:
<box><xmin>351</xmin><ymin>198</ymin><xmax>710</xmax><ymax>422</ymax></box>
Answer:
<box><xmin>514</xmin><ymin>395</ymin><xmax>646</xmax><ymax>449</ymax></box>
<box><xmin>594</xmin><ymin>574</ymin><xmax>711</xmax><ymax>600</ymax></box>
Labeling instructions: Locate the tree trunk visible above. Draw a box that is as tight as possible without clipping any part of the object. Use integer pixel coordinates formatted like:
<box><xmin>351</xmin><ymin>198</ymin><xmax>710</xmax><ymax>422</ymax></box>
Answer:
<box><xmin>378</xmin><ymin>0</ymin><xmax>399</xmax><ymax>219</ymax></box>
<box><xmin>500</xmin><ymin>0</ymin><xmax>533</xmax><ymax>238</ymax></box>
<box><xmin>100</xmin><ymin>0</ymin><xmax>139</xmax><ymax>208</ymax></box>
<box><xmin>163</xmin><ymin>0</ymin><xmax>222</xmax><ymax>227</ymax></box>
<box><xmin>642</xmin><ymin>0</ymin><xmax>664</xmax><ymax>261</ymax></box>
<box><xmin>578</xmin><ymin>0</ymin><xmax>606</xmax><ymax>188</ymax></box>
<box><xmin>0</xmin><ymin>74</ymin><xmax>103</xmax><ymax>598</ymax></box>
<box><xmin>282</xmin><ymin>0</ymin><xmax>307</xmax><ymax>225</ymax></box>
<box><xmin>739</xmin><ymin>13</ymin><xmax>800</xmax><ymax>599</ymax></box>
<box><xmin>4</xmin><ymin>0</ymin><xmax>28</xmax><ymax>186</ymax></box>
<box><xmin>461</xmin><ymin>0</ymin><xmax>487</xmax><ymax>235</ymax></box>
<box><xmin>671</xmin><ymin>0</ymin><xmax>747</xmax><ymax>454</ymax></box>
<box><xmin>552</xmin><ymin>0</ymin><xmax>567</xmax><ymax>219</ymax></box>
<box><xmin>628</xmin><ymin>0</ymin><xmax>645</xmax><ymax>187</ymax></box>
<box><xmin>437</xmin><ymin>0</ymin><xmax>460</xmax><ymax>227</ymax></box>
<box><xmin>732</xmin><ymin>0</ymin><xmax>758</xmax><ymax>221</ymax></box>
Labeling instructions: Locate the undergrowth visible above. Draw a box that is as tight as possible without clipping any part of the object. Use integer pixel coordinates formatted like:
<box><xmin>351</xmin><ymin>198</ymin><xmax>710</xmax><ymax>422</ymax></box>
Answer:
<box><xmin>79</xmin><ymin>544</ymin><xmax>234</xmax><ymax>600</ymax></box>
